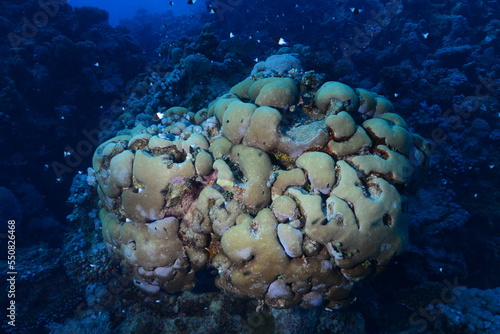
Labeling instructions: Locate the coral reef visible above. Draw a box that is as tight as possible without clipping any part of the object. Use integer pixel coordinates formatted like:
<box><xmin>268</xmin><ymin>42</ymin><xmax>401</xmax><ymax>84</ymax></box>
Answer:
<box><xmin>2</xmin><ymin>0</ymin><xmax>500</xmax><ymax>332</ymax></box>
<box><xmin>0</xmin><ymin>244</ymin><xmax>84</xmax><ymax>333</ymax></box>
<box><xmin>436</xmin><ymin>287</ymin><xmax>500</xmax><ymax>333</ymax></box>
<box><xmin>92</xmin><ymin>63</ymin><xmax>430</xmax><ymax>310</ymax></box>
<box><xmin>251</xmin><ymin>54</ymin><xmax>303</xmax><ymax>77</ymax></box>
<box><xmin>0</xmin><ymin>186</ymin><xmax>22</xmax><ymax>235</ymax></box>
<box><xmin>0</xmin><ymin>0</ymin><xmax>147</xmax><ymax>232</ymax></box>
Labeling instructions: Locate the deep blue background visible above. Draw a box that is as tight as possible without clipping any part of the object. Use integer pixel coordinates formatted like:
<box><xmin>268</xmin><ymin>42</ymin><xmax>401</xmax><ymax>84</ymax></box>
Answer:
<box><xmin>68</xmin><ymin>0</ymin><xmax>207</xmax><ymax>25</ymax></box>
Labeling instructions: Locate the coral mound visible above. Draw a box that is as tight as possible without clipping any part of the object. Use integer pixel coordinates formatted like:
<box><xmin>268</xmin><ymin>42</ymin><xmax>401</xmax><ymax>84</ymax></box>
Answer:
<box><xmin>93</xmin><ymin>71</ymin><xmax>430</xmax><ymax>310</ymax></box>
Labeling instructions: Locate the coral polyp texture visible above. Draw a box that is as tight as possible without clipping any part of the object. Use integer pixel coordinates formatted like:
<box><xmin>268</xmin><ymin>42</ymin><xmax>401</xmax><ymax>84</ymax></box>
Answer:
<box><xmin>93</xmin><ymin>72</ymin><xmax>430</xmax><ymax>310</ymax></box>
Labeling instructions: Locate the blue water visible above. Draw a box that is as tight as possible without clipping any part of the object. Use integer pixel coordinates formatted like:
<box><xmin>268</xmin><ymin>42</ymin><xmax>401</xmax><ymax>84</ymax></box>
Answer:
<box><xmin>68</xmin><ymin>0</ymin><xmax>206</xmax><ymax>25</ymax></box>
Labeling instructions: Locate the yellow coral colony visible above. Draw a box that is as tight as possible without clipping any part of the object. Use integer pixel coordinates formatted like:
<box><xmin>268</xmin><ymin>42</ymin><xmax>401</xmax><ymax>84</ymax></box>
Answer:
<box><xmin>93</xmin><ymin>73</ymin><xmax>430</xmax><ymax>310</ymax></box>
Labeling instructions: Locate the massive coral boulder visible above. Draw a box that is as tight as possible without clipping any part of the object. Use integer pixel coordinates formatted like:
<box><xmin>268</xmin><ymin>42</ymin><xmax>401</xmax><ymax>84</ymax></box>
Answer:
<box><xmin>92</xmin><ymin>69</ymin><xmax>430</xmax><ymax>309</ymax></box>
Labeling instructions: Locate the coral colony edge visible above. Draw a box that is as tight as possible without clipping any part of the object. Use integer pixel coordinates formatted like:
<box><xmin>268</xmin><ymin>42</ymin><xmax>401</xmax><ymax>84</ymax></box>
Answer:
<box><xmin>92</xmin><ymin>55</ymin><xmax>430</xmax><ymax>311</ymax></box>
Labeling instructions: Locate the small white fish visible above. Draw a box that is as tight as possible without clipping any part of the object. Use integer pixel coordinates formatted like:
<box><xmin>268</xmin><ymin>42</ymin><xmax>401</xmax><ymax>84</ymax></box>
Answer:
<box><xmin>277</xmin><ymin>38</ymin><xmax>287</xmax><ymax>45</ymax></box>
<box><xmin>254</xmin><ymin>57</ymin><xmax>259</xmax><ymax>62</ymax></box>
<box><xmin>94</xmin><ymin>62</ymin><xmax>99</xmax><ymax>67</ymax></box>
<box><xmin>156</xmin><ymin>112</ymin><xmax>165</xmax><ymax>120</ymax></box>
<box><xmin>60</xmin><ymin>116</ymin><xmax>65</xmax><ymax>120</ymax></box>
<box><xmin>64</xmin><ymin>151</ymin><xmax>72</xmax><ymax>157</ymax></box>
<box><xmin>422</xmin><ymin>33</ymin><xmax>429</xmax><ymax>39</ymax></box>
<box><xmin>394</xmin><ymin>93</ymin><xmax>399</xmax><ymax>97</ymax></box>
<box><xmin>229</xmin><ymin>32</ymin><xmax>235</xmax><ymax>38</ymax></box>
